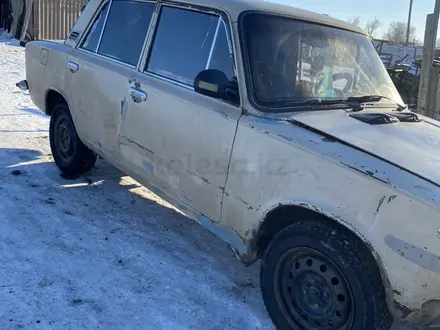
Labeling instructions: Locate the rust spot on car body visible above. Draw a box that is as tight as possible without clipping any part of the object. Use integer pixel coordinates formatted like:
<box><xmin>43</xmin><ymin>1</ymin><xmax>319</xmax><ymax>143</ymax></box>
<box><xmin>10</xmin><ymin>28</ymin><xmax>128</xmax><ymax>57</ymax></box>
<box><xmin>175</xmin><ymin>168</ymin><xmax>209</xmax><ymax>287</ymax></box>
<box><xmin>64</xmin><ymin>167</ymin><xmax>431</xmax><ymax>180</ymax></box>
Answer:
<box><xmin>393</xmin><ymin>289</ymin><xmax>402</xmax><ymax>296</ymax></box>
<box><xmin>120</xmin><ymin>135</ymin><xmax>155</xmax><ymax>155</ymax></box>
<box><xmin>388</xmin><ymin>195</ymin><xmax>397</xmax><ymax>203</ymax></box>
<box><xmin>376</xmin><ymin>196</ymin><xmax>386</xmax><ymax>213</ymax></box>
<box><xmin>322</xmin><ymin>137</ymin><xmax>336</xmax><ymax>142</ymax></box>
<box><xmin>394</xmin><ymin>299</ymin><xmax>413</xmax><ymax>319</ymax></box>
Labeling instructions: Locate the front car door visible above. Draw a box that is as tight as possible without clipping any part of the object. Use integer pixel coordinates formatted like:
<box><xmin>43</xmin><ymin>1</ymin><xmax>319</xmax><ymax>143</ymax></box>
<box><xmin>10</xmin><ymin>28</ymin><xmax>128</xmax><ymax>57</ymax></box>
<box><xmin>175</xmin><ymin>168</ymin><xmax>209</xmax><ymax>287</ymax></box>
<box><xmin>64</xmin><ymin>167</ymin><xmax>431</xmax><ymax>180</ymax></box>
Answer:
<box><xmin>66</xmin><ymin>0</ymin><xmax>156</xmax><ymax>159</ymax></box>
<box><xmin>119</xmin><ymin>4</ymin><xmax>241</xmax><ymax>222</ymax></box>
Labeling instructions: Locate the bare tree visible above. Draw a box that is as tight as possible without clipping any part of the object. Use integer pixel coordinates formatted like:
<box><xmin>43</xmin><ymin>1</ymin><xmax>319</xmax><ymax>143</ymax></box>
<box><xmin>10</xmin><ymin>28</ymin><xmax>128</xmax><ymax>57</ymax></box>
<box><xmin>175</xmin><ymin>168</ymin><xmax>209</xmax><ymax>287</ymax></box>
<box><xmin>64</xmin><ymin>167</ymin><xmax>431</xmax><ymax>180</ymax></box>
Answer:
<box><xmin>383</xmin><ymin>21</ymin><xmax>416</xmax><ymax>45</ymax></box>
<box><xmin>365</xmin><ymin>18</ymin><xmax>381</xmax><ymax>38</ymax></box>
<box><xmin>347</xmin><ymin>16</ymin><xmax>361</xmax><ymax>27</ymax></box>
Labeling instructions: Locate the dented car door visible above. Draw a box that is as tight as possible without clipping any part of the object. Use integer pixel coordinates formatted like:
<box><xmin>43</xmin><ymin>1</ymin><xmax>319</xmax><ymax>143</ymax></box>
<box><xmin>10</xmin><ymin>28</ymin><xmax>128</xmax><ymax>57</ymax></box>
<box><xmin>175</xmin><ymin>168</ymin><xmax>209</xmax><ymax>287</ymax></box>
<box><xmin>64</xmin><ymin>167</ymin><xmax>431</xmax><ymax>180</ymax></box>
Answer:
<box><xmin>66</xmin><ymin>0</ymin><xmax>156</xmax><ymax>158</ymax></box>
<box><xmin>118</xmin><ymin>5</ymin><xmax>241</xmax><ymax>222</ymax></box>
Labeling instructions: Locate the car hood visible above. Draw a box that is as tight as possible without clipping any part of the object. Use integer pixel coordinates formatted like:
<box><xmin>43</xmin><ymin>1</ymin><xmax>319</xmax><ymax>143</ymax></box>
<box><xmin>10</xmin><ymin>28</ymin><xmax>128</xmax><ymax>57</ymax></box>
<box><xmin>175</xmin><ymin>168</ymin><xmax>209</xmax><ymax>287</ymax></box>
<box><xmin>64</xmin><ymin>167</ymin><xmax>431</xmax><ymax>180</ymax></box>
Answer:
<box><xmin>288</xmin><ymin>109</ymin><xmax>440</xmax><ymax>186</ymax></box>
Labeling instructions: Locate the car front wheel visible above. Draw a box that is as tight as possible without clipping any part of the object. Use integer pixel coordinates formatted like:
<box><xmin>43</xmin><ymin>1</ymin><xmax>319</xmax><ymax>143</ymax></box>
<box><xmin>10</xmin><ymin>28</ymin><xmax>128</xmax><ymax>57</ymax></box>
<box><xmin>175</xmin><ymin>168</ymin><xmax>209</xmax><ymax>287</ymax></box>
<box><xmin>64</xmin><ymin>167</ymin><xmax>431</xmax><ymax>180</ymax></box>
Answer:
<box><xmin>49</xmin><ymin>104</ymin><xmax>96</xmax><ymax>176</ymax></box>
<box><xmin>260</xmin><ymin>219</ymin><xmax>392</xmax><ymax>330</ymax></box>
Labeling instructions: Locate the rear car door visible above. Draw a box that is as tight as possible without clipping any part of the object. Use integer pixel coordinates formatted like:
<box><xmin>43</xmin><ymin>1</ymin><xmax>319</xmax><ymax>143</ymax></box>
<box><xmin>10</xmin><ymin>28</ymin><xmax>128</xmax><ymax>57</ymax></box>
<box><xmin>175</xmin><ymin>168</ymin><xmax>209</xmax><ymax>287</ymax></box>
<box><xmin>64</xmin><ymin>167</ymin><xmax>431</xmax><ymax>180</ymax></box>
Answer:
<box><xmin>66</xmin><ymin>0</ymin><xmax>156</xmax><ymax>158</ymax></box>
<box><xmin>119</xmin><ymin>5</ymin><xmax>241</xmax><ymax>222</ymax></box>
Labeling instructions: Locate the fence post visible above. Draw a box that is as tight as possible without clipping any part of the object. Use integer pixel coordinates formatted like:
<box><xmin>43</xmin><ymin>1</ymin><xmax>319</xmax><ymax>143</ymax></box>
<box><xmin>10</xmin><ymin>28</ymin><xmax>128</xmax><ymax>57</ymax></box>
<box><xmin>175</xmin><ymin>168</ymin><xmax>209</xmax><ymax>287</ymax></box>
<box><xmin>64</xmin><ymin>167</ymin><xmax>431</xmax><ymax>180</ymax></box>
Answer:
<box><xmin>20</xmin><ymin>0</ymin><xmax>34</xmax><ymax>41</ymax></box>
<box><xmin>417</xmin><ymin>14</ymin><xmax>435</xmax><ymax>116</ymax></box>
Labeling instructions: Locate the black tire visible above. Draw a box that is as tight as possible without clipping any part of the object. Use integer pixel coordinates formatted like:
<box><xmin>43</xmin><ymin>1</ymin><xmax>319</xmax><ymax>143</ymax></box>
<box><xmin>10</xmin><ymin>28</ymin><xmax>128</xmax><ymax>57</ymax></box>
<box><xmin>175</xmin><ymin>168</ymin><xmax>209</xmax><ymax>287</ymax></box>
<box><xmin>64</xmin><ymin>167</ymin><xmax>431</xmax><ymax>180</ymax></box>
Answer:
<box><xmin>49</xmin><ymin>104</ymin><xmax>97</xmax><ymax>176</ymax></box>
<box><xmin>260</xmin><ymin>219</ymin><xmax>392</xmax><ymax>330</ymax></box>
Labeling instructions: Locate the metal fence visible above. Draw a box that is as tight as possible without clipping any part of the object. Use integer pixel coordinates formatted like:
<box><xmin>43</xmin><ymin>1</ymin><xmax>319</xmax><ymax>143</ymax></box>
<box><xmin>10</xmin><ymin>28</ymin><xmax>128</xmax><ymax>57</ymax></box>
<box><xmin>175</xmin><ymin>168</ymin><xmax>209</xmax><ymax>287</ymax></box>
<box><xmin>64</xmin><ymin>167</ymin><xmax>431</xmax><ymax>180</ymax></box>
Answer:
<box><xmin>34</xmin><ymin>0</ymin><xmax>84</xmax><ymax>40</ymax></box>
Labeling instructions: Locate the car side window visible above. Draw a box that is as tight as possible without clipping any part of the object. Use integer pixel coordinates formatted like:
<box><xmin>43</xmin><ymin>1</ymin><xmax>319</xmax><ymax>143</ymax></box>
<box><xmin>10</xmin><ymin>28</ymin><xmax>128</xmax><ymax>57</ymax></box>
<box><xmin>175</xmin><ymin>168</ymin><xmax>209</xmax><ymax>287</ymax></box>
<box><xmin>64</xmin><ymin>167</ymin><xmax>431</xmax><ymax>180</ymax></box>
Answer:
<box><xmin>146</xmin><ymin>6</ymin><xmax>234</xmax><ymax>86</ymax></box>
<box><xmin>81</xmin><ymin>2</ymin><xmax>110</xmax><ymax>52</ymax></box>
<box><xmin>80</xmin><ymin>0</ymin><xmax>155</xmax><ymax>67</ymax></box>
<box><xmin>98</xmin><ymin>0</ymin><xmax>155</xmax><ymax>66</ymax></box>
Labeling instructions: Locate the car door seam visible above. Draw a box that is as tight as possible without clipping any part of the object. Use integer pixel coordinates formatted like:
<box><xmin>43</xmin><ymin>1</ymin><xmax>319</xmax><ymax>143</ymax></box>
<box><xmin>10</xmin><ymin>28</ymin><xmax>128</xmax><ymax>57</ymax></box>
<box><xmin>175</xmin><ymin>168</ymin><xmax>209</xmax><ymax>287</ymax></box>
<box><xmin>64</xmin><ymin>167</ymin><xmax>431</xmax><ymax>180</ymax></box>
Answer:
<box><xmin>219</xmin><ymin>110</ymin><xmax>244</xmax><ymax>221</ymax></box>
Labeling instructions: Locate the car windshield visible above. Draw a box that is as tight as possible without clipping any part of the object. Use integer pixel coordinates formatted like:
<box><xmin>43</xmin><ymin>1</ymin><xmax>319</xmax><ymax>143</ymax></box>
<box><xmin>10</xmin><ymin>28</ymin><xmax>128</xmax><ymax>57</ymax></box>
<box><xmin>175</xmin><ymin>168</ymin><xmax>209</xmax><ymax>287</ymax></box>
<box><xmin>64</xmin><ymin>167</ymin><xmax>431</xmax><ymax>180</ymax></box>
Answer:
<box><xmin>241</xmin><ymin>13</ymin><xmax>404</xmax><ymax>111</ymax></box>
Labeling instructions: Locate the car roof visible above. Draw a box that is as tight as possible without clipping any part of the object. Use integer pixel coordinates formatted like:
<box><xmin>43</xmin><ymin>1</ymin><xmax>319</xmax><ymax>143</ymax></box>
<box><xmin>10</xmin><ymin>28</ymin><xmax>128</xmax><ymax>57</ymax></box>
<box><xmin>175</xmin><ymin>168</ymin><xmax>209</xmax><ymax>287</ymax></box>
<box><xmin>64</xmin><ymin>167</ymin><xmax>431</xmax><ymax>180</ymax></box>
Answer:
<box><xmin>170</xmin><ymin>0</ymin><xmax>368</xmax><ymax>35</ymax></box>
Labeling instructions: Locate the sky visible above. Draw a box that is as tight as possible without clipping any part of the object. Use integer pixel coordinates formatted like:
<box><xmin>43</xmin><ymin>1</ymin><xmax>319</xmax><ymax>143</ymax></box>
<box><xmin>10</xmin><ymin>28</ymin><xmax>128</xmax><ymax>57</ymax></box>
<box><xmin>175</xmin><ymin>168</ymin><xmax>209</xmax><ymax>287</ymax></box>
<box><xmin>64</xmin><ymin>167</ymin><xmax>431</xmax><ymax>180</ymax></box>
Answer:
<box><xmin>274</xmin><ymin>0</ymin><xmax>434</xmax><ymax>41</ymax></box>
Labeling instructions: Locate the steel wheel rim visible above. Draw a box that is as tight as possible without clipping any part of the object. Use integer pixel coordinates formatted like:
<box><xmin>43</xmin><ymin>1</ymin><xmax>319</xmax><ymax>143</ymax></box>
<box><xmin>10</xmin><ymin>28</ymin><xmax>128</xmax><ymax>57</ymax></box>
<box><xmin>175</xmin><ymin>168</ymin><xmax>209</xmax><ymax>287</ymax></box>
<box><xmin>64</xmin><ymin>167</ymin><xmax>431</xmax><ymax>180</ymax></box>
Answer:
<box><xmin>274</xmin><ymin>246</ymin><xmax>355</xmax><ymax>330</ymax></box>
<box><xmin>54</xmin><ymin>114</ymin><xmax>75</xmax><ymax>163</ymax></box>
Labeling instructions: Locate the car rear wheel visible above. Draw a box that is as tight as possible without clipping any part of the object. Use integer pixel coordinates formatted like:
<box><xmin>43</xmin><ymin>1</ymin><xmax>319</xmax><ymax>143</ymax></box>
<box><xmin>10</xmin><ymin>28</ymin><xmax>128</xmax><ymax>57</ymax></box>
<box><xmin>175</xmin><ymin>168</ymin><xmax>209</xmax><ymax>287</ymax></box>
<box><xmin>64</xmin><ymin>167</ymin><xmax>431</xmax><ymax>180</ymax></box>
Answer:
<box><xmin>260</xmin><ymin>219</ymin><xmax>392</xmax><ymax>330</ymax></box>
<box><xmin>49</xmin><ymin>104</ymin><xmax>96</xmax><ymax>176</ymax></box>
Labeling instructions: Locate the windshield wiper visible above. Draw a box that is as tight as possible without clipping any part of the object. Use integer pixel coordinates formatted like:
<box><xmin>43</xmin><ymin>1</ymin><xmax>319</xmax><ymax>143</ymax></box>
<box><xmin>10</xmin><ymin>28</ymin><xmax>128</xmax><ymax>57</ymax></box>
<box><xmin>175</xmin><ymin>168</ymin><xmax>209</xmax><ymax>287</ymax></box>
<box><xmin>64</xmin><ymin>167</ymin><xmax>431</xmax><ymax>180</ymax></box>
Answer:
<box><xmin>277</xmin><ymin>96</ymin><xmax>404</xmax><ymax>112</ymax></box>
<box><xmin>345</xmin><ymin>95</ymin><xmax>407</xmax><ymax>111</ymax></box>
<box><xmin>299</xmin><ymin>98</ymin><xmax>365</xmax><ymax>111</ymax></box>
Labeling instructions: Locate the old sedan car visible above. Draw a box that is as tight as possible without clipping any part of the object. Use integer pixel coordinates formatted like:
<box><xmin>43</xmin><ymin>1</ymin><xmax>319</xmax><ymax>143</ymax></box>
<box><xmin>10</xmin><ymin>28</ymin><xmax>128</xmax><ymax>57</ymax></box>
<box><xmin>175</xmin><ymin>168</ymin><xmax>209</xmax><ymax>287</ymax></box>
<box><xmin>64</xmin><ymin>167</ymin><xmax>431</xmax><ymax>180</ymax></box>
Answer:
<box><xmin>18</xmin><ymin>0</ymin><xmax>440</xmax><ymax>328</ymax></box>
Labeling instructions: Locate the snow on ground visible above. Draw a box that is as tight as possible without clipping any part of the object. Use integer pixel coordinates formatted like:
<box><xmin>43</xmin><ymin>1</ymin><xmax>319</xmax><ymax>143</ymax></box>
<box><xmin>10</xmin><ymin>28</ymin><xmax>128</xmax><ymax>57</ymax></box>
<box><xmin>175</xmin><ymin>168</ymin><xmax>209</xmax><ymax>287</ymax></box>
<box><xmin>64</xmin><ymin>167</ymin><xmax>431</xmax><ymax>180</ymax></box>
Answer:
<box><xmin>0</xmin><ymin>33</ymin><xmax>273</xmax><ymax>330</ymax></box>
<box><xmin>0</xmin><ymin>31</ymin><xmax>422</xmax><ymax>330</ymax></box>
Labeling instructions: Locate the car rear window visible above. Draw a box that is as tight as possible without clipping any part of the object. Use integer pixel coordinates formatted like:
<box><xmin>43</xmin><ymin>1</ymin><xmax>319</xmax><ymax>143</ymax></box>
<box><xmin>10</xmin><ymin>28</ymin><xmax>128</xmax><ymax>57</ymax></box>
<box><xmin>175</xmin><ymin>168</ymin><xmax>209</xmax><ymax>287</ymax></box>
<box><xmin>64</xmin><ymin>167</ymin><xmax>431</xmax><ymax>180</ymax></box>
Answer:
<box><xmin>80</xmin><ymin>0</ymin><xmax>155</xmax><ymax>67</ymax></box>
<box><xmin>98</xmin><ymin>0</ymin><xmax>155</xmax><ymax>66</ymax></box>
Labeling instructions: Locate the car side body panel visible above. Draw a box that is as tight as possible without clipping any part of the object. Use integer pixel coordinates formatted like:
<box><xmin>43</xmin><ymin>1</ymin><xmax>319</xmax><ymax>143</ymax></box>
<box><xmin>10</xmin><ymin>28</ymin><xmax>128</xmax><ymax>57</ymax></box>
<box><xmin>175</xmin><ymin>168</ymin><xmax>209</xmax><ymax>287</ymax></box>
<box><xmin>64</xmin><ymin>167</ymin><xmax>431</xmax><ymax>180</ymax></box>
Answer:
<box><xmin>26</xmin><ymin>41</ymin><xmax>71</xmax><ymax>116</ymax></box>
<box><xmin>119</xmin><ymin>73</ymin><xmax>242</xmax><ymax>222</ymax></box>
<box><xmin>65</xmin><ymin>49</ymin><xmax>138</xmax><ymax>158</ymax></box>
<box><xmin>222</xmin><ymin>113</ymin><xmax>440</xmax><ymax>325</ymax></box>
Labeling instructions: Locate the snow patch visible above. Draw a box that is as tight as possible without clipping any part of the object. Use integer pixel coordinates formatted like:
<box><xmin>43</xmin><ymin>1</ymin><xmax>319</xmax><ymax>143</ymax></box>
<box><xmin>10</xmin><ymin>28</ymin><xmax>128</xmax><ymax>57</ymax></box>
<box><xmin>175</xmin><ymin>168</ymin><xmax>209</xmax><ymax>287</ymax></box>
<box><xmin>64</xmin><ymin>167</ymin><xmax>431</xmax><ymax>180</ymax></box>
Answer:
<box><xmin>0</xmin><ymin>29</ymin><xmax>14</xmax><ymax>43</ymax></box>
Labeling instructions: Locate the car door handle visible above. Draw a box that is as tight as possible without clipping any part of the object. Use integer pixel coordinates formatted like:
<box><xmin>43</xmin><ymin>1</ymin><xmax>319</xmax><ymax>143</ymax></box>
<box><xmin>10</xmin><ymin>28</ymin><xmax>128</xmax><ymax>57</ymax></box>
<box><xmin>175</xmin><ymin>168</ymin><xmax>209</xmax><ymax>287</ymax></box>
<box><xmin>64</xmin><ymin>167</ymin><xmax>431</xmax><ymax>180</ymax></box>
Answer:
<box><xmin>67</xmin><ymin>61</ymin><xmax>79</xmax><ymax>73</ymax></box>
<box><xmin>129</xmin><ymin>87</ymin><xmax>147</xmax><ymax>103</ymax></box>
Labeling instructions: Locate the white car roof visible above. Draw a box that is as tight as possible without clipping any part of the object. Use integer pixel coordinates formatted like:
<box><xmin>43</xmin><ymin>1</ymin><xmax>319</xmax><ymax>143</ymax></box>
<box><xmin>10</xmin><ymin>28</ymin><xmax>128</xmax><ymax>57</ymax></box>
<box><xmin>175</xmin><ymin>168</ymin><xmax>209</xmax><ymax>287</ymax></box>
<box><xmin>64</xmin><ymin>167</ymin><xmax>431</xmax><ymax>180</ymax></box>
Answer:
<box><xmin>67</xmin><ymin>0</ymin><xmax>368</xmax><ymax>49</ymax></box>
<box><xmin>173</xmin><ymin>0</ymin><xmax>368</xmax><ymax>35</ymax></box>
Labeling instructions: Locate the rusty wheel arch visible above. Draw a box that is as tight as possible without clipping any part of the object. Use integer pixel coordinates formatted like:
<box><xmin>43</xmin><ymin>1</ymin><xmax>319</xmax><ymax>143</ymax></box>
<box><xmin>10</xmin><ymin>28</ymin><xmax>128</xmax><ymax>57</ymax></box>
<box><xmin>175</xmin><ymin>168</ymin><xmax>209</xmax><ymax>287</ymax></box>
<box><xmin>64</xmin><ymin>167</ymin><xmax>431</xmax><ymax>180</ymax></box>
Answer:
<box><xmin>250</xmin><ymin>203</ymin><xmax>396</xmax><ymax>318</ymax></box>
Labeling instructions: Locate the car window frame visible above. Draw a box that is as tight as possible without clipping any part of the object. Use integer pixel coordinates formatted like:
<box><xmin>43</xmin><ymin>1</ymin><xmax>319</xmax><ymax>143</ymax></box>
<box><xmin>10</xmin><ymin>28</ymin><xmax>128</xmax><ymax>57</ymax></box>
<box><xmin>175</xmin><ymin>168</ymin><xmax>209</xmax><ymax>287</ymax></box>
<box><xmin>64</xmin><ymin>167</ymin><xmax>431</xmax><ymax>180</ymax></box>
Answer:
<box><xmin>76</xmin><ymin>0</ymin><xmax>157</xmax><ymax>69</ymax></box>
<box><xmin>139</xmin><ymin>2</ymin><xmax>238</xmax><ymax>98</ymax></box>
<box><xmin>77</xmin><ymin>0</ymin><xmax>110</xmax><ymax>53</ymax></box>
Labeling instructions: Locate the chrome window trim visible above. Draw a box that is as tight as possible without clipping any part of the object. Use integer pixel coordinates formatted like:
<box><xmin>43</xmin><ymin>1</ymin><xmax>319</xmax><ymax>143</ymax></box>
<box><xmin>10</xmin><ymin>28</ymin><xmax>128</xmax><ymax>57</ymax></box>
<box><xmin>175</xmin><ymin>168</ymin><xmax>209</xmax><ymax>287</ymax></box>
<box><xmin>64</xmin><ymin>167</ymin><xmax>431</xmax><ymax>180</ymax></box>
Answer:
<box><xmin>137</xmin><ymin>1</ymin><xmax>161</xmax><ymax>71</ymax></box>
<box><xmin>96</xmin><ymin>0</ymin><xmax>113</xmax><ymax>53</ymax></box>
<box><xmin>220</xmin><ymin>18</ymin><xmax>233</xmax><ymax>58</ymax></box>
<box><xmin>76</xmin><ymin>0</ymin><xmax>111</xmax><ymax>50</ymax></box>
<box><xmin>205</xmin><ymin>17</ymin><xmax>221</xmax><ymax>69</ymax></box>
<box><xmin>158</xmin><ymin>1</ymin><xmax>215</xmax><ymax>15</ymax></box>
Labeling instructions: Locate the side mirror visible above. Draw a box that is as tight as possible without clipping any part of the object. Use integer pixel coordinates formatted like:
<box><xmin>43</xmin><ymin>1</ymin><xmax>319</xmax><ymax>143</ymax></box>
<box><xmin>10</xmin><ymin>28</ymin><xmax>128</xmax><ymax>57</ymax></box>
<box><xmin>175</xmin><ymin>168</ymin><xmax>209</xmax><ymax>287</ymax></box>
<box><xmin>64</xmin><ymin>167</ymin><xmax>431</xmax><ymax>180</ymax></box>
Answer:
<box><xmin>193</xmin><ymin>69</ymin><xmax>239</xmax><ymax>104</ymax></box>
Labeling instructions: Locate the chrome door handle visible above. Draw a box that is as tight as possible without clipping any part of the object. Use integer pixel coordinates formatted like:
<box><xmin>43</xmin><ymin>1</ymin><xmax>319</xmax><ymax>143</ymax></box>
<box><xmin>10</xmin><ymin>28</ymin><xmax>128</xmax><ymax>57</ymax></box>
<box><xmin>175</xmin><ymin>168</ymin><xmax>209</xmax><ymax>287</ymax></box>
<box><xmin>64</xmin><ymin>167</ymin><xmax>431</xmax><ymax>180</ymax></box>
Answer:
<box><xmin>67</xmin><ymin>61</ymin><xmax>79</xmax><ymax>73</ymax></box>
<box><xmin>129</xmin><ymin>87</ymin><xmax>147</xmax><ymax>103</ymax></box>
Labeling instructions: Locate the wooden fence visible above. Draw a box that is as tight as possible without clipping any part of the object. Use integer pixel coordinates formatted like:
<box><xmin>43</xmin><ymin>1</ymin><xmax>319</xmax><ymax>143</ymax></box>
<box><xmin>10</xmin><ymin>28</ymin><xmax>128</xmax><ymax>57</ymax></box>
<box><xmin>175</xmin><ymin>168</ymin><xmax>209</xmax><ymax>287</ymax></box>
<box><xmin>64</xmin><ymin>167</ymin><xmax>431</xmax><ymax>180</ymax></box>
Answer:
<box><xmin>33</xmin><ymin>0</ymin><xmax>84</xmax><ymax>40</ymax></box>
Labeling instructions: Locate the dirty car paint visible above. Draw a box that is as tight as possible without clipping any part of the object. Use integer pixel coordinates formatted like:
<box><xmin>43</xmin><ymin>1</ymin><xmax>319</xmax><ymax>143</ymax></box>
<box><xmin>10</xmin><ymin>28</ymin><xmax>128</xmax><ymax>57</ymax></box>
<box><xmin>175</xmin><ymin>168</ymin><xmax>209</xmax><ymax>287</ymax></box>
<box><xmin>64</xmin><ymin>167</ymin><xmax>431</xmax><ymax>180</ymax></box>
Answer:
<box><xmin>222</xmin><ymin>113</ymin><xmax>440</xmax><ymax>325</ymax></box>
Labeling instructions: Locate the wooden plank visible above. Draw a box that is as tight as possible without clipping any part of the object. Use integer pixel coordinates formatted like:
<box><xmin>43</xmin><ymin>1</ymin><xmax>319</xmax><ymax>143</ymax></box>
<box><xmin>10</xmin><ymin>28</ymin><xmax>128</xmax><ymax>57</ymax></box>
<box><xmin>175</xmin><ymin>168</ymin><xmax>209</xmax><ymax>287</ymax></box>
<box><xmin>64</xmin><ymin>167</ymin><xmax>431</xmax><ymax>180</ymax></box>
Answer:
<box><xmin>20</xmin><ymin>0</ymin><xmax>34</xmax><ymax>41</ymax></box>
<box><xmin>428</xmin><ymin>68</ymin><xmax>440</xmax><ymax>118</ymax></box>
<box><xmin>417</xmin><ymin>14</ymin><xmax>435</xmax><ymax>116</ymax></box>
<box><xmin>434</xmin><ymin>70</ymin><xmax>440</xmax><ymax>119</ymax></box>
<box><xmin>10</xmin><ymin>0</ymin><xmax>24</xmax><ymax>38</ymax></box>
<box><xmin>33</xmin><ymin>0</ymin><xmax>39</xmax><ymax>39</ymax></box>
<box><xmin>53</xmin><ymin>0</ymin><xmax>58</xmax><ymax>39</ymax></box>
